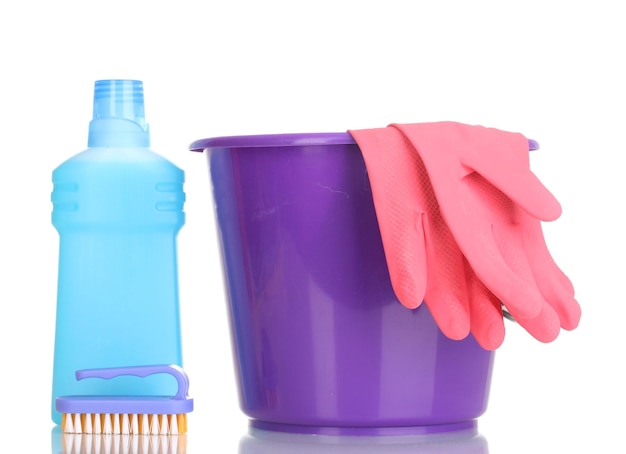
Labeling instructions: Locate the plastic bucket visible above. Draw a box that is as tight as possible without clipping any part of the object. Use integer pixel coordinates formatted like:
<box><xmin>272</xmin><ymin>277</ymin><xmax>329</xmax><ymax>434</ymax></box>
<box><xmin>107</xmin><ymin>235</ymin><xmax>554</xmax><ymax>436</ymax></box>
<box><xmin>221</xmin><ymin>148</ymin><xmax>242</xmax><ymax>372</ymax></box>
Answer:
<box><xmin>190</xmin><ymin>132</ymin><xmax>495</xmax><ymax>435</ymax></box>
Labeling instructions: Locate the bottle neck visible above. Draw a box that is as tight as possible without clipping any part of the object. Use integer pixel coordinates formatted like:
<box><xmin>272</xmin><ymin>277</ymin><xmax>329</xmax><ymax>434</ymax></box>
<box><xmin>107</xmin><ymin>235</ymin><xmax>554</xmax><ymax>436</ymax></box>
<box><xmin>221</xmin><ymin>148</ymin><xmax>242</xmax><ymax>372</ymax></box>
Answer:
<box><xmin>88</xmin><ymin>117</ymin><xmax>150</xmax><ymax>148</ymax></box>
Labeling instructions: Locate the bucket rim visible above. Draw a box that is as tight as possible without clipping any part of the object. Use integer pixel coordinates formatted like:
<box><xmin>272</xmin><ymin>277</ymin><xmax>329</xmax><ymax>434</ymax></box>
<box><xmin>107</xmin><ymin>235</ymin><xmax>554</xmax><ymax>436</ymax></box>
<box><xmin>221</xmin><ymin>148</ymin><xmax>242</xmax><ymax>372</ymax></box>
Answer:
<box><xmin>189</xmin><ymin>132</ymin><xmax>356</xmax><ymax>152</ymax></box>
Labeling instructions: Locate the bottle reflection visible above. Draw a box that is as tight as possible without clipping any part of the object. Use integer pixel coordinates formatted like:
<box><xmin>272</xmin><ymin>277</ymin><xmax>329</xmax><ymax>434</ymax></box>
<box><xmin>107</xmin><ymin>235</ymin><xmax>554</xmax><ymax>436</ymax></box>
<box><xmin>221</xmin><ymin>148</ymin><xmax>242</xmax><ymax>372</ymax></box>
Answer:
<box><xmin>51</xmin><ymin>426</ymin><xmax>187</xmax><ymax>454</ymax></box>
<box><xmin>239</xmin><ymin>427</ymin><xmax>489</xmax><ymax>453</ymax></box>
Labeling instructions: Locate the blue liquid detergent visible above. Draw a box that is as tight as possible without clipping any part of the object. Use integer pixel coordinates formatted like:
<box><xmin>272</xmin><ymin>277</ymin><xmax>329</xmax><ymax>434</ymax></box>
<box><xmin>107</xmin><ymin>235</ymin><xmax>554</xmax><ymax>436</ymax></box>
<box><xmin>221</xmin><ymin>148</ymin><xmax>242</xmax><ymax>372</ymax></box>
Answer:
<box><xmin>50</xmin><ymin>80</ymin><xmax>185</xmax><ymax>424</ymax></box>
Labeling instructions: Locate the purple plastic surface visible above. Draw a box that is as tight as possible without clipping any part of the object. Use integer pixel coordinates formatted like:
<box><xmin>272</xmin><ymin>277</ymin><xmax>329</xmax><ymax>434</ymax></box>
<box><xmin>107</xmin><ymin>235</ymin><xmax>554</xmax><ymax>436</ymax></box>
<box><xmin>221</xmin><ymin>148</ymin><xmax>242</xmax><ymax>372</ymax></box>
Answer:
<box><xmin>189</xmin><ymin>131</ymin><xmax>539</xmax><ymax>152</ymax></box>
<box><xmin>56</xmin><ymin>365</ymin><xmax>193</xmax><ymax>414</ymax></box>
<box><xmin>195</xmin><ymin>133</ymin><xmax>495</xmax><ymax>435</ymax></box>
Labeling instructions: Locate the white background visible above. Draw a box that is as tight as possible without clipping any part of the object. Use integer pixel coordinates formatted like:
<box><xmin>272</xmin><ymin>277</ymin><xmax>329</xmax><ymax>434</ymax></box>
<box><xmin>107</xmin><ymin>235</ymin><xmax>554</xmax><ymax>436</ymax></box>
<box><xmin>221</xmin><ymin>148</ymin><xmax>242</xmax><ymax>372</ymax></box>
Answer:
<box><xmin>1</xmin><ymin>1</ymin><xmax>624</xmax><ymax>452</ymax></box>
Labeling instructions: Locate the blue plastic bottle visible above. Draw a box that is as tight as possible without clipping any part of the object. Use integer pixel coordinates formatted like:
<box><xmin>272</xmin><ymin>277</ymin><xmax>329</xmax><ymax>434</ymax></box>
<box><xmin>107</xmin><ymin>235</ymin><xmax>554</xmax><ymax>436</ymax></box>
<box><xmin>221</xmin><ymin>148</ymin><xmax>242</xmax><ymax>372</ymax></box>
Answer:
<box><xmin>50</xmin><ymin>80</ymin><xmax>185</xmax><ymax>424</ymax></box>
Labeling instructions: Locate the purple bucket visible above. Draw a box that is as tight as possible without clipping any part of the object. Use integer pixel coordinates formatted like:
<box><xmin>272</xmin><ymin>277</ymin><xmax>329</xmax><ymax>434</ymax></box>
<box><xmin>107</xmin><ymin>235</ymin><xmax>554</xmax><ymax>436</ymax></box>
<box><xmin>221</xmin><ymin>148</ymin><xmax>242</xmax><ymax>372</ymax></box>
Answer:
<box><xmin>190</xmin><ymin>133</ymin><xmax>495</xmax><ymax>435</ymax></box>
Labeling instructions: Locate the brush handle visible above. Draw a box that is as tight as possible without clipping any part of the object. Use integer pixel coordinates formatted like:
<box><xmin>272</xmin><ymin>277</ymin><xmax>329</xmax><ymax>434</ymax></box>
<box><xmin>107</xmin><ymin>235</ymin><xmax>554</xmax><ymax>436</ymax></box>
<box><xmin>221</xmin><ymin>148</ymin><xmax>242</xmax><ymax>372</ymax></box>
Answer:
<box><xmin>76</xmin><ymin>365</ymin><xmax>190</xmax><ymax>400</ymax></box>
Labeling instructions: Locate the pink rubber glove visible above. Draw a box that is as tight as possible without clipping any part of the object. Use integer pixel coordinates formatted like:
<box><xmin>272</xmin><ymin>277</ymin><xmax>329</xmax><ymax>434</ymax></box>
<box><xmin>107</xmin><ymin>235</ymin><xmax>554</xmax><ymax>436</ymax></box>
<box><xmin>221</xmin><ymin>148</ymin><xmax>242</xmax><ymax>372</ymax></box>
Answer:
<box><xmin>349</xmin><ymin>127</ymin><xmax>506</xmax><ymax>349</ymax></box>
<box><xmin>391</xmin><ymin>122</ymin><xmax>581</xmax><ymax>341</ymax></box>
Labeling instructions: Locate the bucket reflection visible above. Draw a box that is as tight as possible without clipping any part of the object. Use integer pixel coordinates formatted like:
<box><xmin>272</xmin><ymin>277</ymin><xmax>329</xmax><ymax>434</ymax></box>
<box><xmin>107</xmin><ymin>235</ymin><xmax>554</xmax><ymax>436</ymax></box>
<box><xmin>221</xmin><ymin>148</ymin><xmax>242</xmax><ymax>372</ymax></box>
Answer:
<box><xmin>239</xmin><ymin>427</ymin><xmax>489</xmax><ymax>453</ymax></box>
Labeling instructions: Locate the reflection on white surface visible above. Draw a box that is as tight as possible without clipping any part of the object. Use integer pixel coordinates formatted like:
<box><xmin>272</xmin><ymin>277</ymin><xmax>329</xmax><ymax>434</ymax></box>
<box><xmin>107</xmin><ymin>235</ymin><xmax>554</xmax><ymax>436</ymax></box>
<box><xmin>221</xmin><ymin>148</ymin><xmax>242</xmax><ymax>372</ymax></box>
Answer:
<box><xmin>50</xmin><ymin>423</ymin><xmax>488</xmax><ymax>453</ymax></box>
<box><xmin>51</xmin><ymin>426</ymin><xmax>187</xmax><ymax>454</ymax></box>
<box><xmin>239</xmin><ymin>427</ymin><xmax>489</xmax><ymax>453</ymax></box>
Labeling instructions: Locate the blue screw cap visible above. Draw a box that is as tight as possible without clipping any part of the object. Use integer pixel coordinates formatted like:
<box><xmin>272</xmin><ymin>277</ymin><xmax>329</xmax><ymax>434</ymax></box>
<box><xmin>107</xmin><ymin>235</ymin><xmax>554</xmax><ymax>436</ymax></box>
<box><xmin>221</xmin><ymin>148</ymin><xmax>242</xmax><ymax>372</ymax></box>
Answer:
<box><xmin>88</xmin><ymin>80</ymin><xmax>151</xmax><ymax>148</ymax></box>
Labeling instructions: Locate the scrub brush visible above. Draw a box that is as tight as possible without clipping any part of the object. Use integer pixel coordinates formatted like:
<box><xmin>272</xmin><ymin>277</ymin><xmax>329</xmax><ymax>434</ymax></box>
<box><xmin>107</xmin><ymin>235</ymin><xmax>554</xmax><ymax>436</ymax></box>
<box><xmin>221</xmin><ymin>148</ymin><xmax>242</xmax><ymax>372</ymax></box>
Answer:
<box><xmin>56</xmin><ymin>365</ymin><xmax>193</xmax><ymax>435</ymax></box>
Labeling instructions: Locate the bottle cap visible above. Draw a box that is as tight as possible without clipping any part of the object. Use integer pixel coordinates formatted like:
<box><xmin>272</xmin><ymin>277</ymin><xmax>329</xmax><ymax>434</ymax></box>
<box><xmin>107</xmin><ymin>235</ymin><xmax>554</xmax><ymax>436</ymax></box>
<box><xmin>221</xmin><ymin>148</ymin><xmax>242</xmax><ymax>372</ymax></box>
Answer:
<box><xmin>88</xmin><ymin>79</ymin><xmax>151</xmax><ymax>148</ymax></box>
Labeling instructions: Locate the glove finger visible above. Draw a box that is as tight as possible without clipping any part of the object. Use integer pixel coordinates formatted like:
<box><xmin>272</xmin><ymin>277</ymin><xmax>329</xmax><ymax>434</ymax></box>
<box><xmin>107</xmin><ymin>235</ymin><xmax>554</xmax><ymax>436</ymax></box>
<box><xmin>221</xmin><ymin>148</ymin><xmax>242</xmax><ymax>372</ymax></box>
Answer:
<box><xmin>422</xmin><ymin>214</ymin><xmax>471</xmax><ymax>341</ymax></box>
<box><xmin>465</xmin><ymin>258</ymin><xmax>505</xmax><ymax>350</ymax></box>
<box><xmin>423</xmin><ymin>293</ymin><xmax>470</xmax><ymax>341</ymax></box>
<box><xmin>461</xmin><ymin>224</ymin><xmax>545</xmax><ymax>320</ymax></box>
<box><xmin>388</xmin><ymin>209</ymin><xmax>428</xmax><ymax>309</ymax></box>
<box><xmin>522</xmin><ymin>216</ymin><xmax>581</xmax><ymax>330</ymax></box>
<box><xmin>349</xmin><ymin>128</ymin><xmax>428</xmax><ymax>309</ymax></box>
<box><xmin>511</xmin><ymin>301</ymin><xmax>561</xmax><ymax>343</ymax></box>
<box><xmin>460</xmin><ymin>126</ymin><xmax>562</xmax><ymax>222</ymax></box>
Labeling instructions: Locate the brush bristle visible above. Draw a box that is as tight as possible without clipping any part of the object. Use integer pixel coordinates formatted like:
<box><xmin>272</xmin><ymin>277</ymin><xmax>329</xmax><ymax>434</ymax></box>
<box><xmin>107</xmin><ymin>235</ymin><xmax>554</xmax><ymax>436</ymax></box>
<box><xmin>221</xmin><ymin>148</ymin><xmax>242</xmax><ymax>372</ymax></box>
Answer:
<box><xmin>62</xmin><ymin>413</ymin><xmax>187</xmax><ymax>435</ymax></box>
<box><xmin>61</xmin><ymin>432</ymin><xmax>187</xmax><ymax>454</ymax></box>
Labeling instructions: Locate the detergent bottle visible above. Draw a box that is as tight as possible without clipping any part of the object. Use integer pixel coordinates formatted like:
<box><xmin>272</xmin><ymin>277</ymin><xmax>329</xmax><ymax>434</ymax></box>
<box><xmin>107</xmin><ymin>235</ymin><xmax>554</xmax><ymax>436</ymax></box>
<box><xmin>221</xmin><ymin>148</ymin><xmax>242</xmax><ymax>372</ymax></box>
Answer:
<box><xmin>50</xmin><ymin>80</ymin><xmax>185</xmax><ymax>424</ymax></box>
